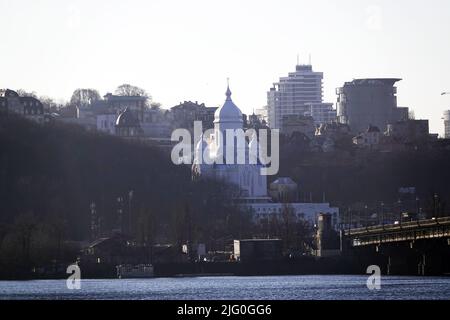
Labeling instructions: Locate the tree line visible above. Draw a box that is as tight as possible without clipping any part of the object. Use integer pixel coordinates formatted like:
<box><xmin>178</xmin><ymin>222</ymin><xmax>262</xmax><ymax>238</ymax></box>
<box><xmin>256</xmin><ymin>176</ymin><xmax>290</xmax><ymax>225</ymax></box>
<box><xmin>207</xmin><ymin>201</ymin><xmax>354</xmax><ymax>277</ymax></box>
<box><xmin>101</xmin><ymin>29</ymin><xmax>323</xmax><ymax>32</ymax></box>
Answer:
<box><xmin>0</xmin><ymin>113</ymin><xmax>250</xmax><ymax>276</ymax></box>
<box><xmin>15</xmin><ymin>83</ymin><xmax>161</xmax><ymax>113</ymax></box>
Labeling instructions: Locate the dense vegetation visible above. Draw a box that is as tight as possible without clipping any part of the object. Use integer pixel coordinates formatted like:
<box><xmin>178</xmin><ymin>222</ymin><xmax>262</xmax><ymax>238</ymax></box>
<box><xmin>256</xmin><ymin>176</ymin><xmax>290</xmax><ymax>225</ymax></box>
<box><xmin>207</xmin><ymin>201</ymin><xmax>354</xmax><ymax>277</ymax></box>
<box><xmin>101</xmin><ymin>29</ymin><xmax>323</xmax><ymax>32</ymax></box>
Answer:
<box><xmin>2</xmin><ymin>113</ymin><xmax>450</xmax><ymax>276</ymax></box>
<box><xmin>278</xmin><ymin>138</ymin><xmax>450</xmax><ymax>216</ymax></box>
<box><xmin>0</xmin><ymin>114</ymin><xmax>250</xmax><ymax>274</ymax></box>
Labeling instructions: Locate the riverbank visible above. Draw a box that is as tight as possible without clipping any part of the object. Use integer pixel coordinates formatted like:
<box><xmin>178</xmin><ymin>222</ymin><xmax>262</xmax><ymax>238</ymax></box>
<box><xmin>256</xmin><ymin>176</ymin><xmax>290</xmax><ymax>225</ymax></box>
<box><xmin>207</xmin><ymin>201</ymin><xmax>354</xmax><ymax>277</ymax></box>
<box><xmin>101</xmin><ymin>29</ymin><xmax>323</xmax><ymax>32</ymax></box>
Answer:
<box><xmin>1</xmin><ymin>254</ymin><xmax>438</xmax><ymax>280</ymax></box>
<box><xmin>3</xmin><ymin>251</ymin><xmax>450</xmax><ymax>281</ymax></box>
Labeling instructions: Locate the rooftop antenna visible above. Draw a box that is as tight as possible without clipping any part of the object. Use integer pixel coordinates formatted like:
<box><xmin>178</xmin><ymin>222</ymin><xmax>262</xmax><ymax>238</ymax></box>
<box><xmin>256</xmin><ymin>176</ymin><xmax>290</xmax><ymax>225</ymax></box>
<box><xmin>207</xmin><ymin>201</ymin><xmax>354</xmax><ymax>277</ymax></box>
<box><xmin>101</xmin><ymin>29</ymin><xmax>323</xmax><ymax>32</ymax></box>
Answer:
<box><xmin>309</xmin><ymin>53</ymin><xmax>311</xmax><ymax>65</ymax></box>
<box><xmin>297</xmin><ymin>53</ymin><xmax>299</xmax><ymax>66</ymax></box>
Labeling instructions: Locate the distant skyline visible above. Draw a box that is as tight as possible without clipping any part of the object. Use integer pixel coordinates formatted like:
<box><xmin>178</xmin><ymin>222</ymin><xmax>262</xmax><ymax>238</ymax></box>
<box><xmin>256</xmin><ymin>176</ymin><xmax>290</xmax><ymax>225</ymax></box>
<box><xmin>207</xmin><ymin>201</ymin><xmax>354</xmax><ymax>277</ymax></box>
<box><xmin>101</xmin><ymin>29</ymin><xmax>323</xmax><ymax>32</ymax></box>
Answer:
<box><xmin>1</xmin><ymin>0</ymin><xmax>450</xmax><ymax>135</ymax></box>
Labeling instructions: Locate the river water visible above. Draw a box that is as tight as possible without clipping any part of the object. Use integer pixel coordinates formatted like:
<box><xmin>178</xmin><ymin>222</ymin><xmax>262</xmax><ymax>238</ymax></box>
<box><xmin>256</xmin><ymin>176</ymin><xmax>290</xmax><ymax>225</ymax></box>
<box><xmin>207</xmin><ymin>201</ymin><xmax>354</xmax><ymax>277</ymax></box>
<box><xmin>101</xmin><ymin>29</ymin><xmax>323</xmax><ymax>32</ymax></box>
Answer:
<box><xmin>0</xmin><ymin>275</ymin><xmax>449</xmax><ymax>300</ymax></box>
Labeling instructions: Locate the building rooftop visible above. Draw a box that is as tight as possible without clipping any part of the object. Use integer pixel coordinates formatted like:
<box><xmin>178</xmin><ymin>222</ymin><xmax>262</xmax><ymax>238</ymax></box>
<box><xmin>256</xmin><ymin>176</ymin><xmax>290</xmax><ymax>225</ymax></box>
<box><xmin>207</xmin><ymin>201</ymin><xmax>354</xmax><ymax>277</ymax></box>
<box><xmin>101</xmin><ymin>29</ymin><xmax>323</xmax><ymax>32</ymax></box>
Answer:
<box><xmin>104</xmin><ymin>93</ymin><xmax>147</xmax><ymax>101</ymax></box>
<box><xmin>214</xmin><ymin>85</ymin><xmax>243</xmax><ymax>124</ymax></box>
<box><xmin>0</xmin><ymin>89</ymin><xmax>19</xmax><ymax>98</ymax></box>
<box><xmin>271</xmin><ymin>177</ymin><xmax>297</xmax><ymax>185</ymax></box>
<box><xmin>295</xmin><ymin>64</ymin><xmax>313</xmax><ymax>72</ymax></box>
<box><xmin>346</xmin><ymin>78</ymin><xmax>402</xmax><ymax>86</ymax></box>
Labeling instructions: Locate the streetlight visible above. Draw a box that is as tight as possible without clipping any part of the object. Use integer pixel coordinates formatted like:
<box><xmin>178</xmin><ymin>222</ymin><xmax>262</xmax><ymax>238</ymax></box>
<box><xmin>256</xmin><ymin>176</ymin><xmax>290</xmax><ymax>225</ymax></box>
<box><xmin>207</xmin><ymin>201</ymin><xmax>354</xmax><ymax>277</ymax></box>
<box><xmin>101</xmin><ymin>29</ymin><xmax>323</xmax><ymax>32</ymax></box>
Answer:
<box><xmin>364</xmin><ymin>205</ymin><xmax>368</xmax><ymax>228</ymax></box>
<box><xmin>380</xmin><ymin>202</ymin><xmax>385</xmax><ymax>227</ymax></box>
<box><xmin>415</xmin><ymin>196</ymin><xmax>420</xmax><ymax>219</ymax></box>
<box><xmin>441</xmin><ymin>92</ymin><xmax>449</xmax><ymax>139</ymax></box>
<box><xmin>434</xmin><ymin>193</ymin><xmax>439</xmax><ymax>218</ymax></box>
<box><xmin>90</xmin><ymin>202</ymin><xmax>97</xmax><ymax>239</ymax></box>
<box><xmin>117</xmin><ymin>196</ymin><xmax>124</xmax><ymax>233</ymax></box>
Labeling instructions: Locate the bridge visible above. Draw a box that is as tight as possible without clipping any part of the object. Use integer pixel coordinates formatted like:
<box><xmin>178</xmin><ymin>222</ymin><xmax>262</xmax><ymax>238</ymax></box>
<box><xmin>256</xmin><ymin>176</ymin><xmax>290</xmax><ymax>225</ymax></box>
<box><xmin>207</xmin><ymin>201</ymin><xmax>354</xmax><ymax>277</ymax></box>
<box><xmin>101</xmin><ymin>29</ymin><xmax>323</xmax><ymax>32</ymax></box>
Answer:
<box><xmin>345</xmin><ymin>216</ymin><xmax>450</xmax><ymax>247</ymax></box>
<box><xmin>342</xmin><ymin>217</ymin><xmax>450</xmax><ymax>276</ymax></box>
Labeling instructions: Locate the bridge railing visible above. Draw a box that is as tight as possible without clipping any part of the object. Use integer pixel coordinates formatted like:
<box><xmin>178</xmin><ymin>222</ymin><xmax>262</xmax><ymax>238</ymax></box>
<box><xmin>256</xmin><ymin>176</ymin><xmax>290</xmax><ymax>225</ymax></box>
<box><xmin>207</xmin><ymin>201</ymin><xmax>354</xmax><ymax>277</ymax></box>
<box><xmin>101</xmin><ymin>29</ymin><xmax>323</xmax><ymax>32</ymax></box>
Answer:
<box><xmin>344</xmin><ymin>216</ymin><xmax>450</xmax><ymax>236</ymax></box>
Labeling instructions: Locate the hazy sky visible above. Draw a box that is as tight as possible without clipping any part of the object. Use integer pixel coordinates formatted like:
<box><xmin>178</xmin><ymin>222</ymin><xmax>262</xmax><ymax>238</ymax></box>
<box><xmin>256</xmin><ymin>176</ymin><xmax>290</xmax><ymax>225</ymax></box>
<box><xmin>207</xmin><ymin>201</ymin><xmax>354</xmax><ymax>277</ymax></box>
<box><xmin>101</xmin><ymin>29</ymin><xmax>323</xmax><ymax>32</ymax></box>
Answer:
<box><xmin>1</xmin><ymin>0</ymin><xmax>450</xmax><ymax>134</ymax></box>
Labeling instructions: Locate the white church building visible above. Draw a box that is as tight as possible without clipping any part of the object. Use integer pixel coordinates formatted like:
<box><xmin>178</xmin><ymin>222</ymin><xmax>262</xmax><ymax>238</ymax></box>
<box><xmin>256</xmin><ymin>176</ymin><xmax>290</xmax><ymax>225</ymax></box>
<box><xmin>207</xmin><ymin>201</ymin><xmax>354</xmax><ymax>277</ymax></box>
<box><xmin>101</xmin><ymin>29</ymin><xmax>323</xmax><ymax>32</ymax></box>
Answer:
<box><xmin>192</xmin><ymin>85</ymin><xmax>339</xmax><ymax>228</ymax></box>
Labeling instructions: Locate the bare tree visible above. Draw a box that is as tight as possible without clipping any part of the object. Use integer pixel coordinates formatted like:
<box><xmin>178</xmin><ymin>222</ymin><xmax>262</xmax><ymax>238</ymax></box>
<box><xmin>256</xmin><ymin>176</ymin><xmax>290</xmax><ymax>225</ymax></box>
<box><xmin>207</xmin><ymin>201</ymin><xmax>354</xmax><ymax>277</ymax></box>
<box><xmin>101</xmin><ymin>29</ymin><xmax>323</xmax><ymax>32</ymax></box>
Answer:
<box><xmin>281</xmin><ymin>204</ymin><xmax>295</xmax><ymax>251</ymax></box>
<box><xmin>115</xmin><ymin>84</ymin><xmax>150</xmax><ymax>98</ymax></box>
<box><xmin>14</xmin><ymin>213</ymin><xmax>38</xmax><ymax>265</ymax></box>
<box><xmin>39</xmin><ymin>96</ymin><xmax>61</xmax><ymax>112</ymax></box>
<box><xmin>16</xmin><ymin>89</ymin><xmax>38</xmax><ymax>98</ymax></box>
<box><xmin>150</xmin><ymin>102</ymin><xmax>161</xmax><ymax>110</ymax></box>
<box><xmin>70</xmin><ymin>88</ymin><xmax>101</xmax><ymax>108</ymax></box>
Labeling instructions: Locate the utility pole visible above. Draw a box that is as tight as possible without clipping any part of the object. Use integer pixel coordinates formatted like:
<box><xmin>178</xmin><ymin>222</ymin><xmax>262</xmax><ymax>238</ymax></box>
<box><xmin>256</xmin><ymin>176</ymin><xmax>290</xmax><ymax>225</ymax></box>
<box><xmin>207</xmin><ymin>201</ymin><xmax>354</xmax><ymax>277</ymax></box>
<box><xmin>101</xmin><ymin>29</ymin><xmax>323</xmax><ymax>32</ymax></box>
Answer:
<box><xmin>364</xmin><ymin>205</ymin><xmax>368</xmax><ymax>227</ymax></box>
<box><xmin>90</xmin><ymin>202</ymin><xmax>97</xmax><ymax>240</ymax></box>
<box><xmin>128</xmin><ymin>190</ymin><xmax>134</xmax><ymax>235</ymax></box>
<box><xmin>434</xmin><ymin>193</ymin><xmax>439</xmax><ymax>218</ymax></box>
<box><xmin>348</xmin><ymin>207</ymin><xmax>352</xmax><ymax>232</ymax></box>
<box><xmin>416</xmin><ymin>196</ymin><xmax>420</xmax><ymax>220</ymax></box>
<box><xmin>185</xmin><ymin>202</ymin><xmax>194</xmax><ymax>262</ymax></box>
<box><xmin>117</xmin><ymin>196</ymin><xmax>124</xmax><ymax>233</ymax></box>
<box><xmin>442</xmin><ymin>92</ymin><xmax>450</xmax><ymax>139</ymax></box>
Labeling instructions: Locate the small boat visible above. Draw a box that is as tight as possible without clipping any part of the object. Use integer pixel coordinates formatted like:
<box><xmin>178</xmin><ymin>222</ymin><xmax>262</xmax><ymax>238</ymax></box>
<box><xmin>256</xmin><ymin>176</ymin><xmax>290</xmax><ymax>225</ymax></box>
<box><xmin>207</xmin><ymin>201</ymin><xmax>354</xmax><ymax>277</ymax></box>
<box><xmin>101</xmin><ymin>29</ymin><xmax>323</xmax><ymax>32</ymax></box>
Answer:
<box><xmin>174</xmin><ymin>273</ymin><xmax>234</xmax><ymax>278</ymax></box>
<box><xmin>116</xmin><ymin>264</ymin><xmax>154</xmax><ymax>279</ymax></box>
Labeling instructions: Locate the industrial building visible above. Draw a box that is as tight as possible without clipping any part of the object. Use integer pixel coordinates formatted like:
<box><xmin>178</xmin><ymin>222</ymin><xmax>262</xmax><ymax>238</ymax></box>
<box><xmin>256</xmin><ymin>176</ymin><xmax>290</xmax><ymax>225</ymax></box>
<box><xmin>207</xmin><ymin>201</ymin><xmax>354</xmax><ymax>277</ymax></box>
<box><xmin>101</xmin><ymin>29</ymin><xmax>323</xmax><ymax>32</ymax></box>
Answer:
<box><xmin>444</xmin><ymin>110</ymin><xmax>450</xmax><ymax>139</ymax></box>
<box><xmin>315</xmin><ymin>213</ymin><xmax>340</xmax><ymax>257</ymax></box>
<box><xmin>336</xmin><ymin>78</ymin><xmax>409</xmax><ymax>134</ymax></box>
<box><xmin>233</xmin><ymin>239</ymin><xmax>283</xmax><ymax>262</ymax></box>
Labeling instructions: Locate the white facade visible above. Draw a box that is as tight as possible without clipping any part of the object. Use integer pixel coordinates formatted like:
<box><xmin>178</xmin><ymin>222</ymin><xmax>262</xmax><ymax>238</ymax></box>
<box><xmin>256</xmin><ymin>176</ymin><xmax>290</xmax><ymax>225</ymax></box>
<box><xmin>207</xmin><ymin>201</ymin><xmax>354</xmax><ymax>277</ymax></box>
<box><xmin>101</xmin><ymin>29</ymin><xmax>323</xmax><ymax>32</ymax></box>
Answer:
<box><xmin>193</xmin><ymin>86</ymin><xmax>268</xmax><ymax>198</ymax></box>
<box><xmin>193</xmin><ymin>85</ymin><xmax>340</xmax><ymax>228</ymax></box>
<box><xmin>246</xmin><ymin>202</ymin><xmax>339</xmax><ymax>229</ymax></box>
<box><xmin>267</xmin><ymin>64</ymin><xmax>323</xmax><ymax>130</ymax></box>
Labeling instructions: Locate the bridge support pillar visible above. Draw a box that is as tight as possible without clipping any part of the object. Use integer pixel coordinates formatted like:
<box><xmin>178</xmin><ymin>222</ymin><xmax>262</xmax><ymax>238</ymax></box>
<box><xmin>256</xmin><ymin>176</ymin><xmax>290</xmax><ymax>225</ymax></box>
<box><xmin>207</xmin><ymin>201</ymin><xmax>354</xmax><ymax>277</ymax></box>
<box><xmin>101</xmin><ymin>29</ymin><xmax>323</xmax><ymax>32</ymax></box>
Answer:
<box><xmin>417</xmin><ymin>252</ymin><xmax>446</xmax><ymax>276</ymax></box>
<box><xmin>417</xmin><ymin>254</ymin><xmax>425</xmax><ymax>276</ymax></box>
<box><xmin>381</xmin><ymin>243</ymin><xmax>418</xmax><ymax>276</ymax></box>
